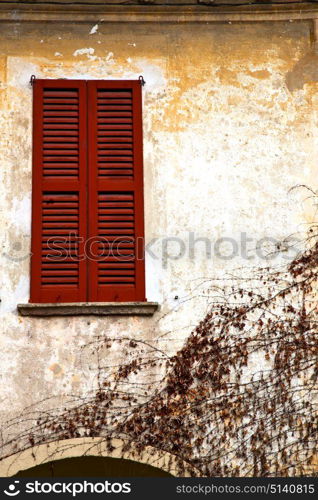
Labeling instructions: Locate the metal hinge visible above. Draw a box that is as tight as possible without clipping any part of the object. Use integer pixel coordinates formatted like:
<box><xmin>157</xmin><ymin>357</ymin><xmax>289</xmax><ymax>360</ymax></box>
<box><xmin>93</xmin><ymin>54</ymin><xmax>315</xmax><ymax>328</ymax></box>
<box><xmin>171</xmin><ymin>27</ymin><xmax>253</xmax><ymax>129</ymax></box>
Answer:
<box><xmin>139</xmin><ymin>75</ymin><xmax>146</xmax><ymax>86</ymax></box>
<box><xmin>30</xmin><ymin>75</ymin><xmax>36</xmax><ymax>87</ymax></box>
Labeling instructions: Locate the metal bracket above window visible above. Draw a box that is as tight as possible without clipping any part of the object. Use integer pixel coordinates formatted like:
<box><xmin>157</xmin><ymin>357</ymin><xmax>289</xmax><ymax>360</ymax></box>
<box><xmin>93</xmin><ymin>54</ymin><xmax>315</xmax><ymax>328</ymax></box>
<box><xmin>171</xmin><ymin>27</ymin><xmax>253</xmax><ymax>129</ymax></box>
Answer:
<box><xmin>30</xmin><ymin>75</ymin><xmax>145</xmax><ymax>86</ymax></box>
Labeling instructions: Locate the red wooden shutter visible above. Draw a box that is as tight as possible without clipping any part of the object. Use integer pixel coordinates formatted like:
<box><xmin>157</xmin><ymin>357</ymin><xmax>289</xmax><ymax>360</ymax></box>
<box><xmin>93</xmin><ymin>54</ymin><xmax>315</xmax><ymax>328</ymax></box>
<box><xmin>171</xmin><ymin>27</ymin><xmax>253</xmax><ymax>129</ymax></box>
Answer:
<box><xmin>87</xmin><ymin>80</ymin><xmax>146</xmax><ymax>302</ymax></box>
<box><xmin>30</xmin><ymin>80</ymin><xmax>87</xmax><ymax>303</ymax></box>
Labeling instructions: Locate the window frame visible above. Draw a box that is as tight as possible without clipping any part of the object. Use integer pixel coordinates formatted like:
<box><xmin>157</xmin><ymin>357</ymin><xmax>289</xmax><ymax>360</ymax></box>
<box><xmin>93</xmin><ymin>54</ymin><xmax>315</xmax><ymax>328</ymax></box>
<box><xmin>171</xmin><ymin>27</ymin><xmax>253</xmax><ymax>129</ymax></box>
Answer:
<box><xmin>29</xmin><ymin>78</ymin><xmax>146</xmax><ymax>304</ymax></box>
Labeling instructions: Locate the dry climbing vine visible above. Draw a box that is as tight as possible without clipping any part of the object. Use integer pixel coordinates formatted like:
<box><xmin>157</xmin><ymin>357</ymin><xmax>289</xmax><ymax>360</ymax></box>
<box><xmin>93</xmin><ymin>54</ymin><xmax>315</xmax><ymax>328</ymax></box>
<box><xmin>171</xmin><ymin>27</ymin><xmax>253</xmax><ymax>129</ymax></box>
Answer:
<box><xmin>0</xmin><ymin>200</ymin><xmax>317</xmax><ymax>477</ymax></box>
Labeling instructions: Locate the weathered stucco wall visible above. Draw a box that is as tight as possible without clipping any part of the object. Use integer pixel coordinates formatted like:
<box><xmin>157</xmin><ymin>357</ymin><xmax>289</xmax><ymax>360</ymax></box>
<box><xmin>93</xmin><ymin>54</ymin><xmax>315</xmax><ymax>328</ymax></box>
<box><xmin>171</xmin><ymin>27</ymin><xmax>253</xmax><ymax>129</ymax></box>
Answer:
<box><xmin>0</xmin><ymin>19</ymin><xmax>317</xmax><ymax>464</ymax></box>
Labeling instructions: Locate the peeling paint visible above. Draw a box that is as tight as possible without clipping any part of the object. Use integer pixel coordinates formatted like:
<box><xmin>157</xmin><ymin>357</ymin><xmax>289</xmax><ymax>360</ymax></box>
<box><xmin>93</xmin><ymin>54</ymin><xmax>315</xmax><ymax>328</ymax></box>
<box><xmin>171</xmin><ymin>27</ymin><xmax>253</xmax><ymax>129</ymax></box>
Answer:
<box><xmin>49</xmin><ymin>363</ymin><xmax>63</xmax><ymax>376</ymax></box>
<box><xmin>89</xmin><ymin>24</ymin><xmax>99</xmax><ymax>35</ymax></box>
<box><xmin>73</xmin><ymin>47</ymin><xmax>95</xmax><ymax>57</ymax></box>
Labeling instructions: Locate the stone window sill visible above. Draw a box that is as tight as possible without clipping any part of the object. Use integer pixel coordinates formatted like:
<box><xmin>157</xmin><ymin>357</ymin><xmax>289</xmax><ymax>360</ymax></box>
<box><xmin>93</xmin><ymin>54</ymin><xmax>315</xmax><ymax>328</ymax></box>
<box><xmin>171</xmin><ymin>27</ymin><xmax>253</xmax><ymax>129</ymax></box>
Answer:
<box><xmin>17</xmin><ymin>302</ymin><xmax>159</xmax><ymax>317</ymax></box>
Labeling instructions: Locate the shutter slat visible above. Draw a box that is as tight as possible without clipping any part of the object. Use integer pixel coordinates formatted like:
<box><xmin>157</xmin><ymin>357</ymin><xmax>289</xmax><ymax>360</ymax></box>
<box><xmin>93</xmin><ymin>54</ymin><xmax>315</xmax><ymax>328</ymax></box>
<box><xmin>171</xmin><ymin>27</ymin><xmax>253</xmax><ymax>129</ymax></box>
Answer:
<box><xmin>44</xmin><ymin>143</ymin><xmax>79</xmax><ymax>148</ymax></box>
<box><xmin>98</xmin><ymin>162</ymin><xmax>132</xmax><ymax>170</ymax></box>
<box><xmin>97</xmin><ymin>118</ymin><xmax>132</xmax><ymax>124</ymax></box>
<box><xmin>44</xmin><ymin>118</ymin><xmax>79</xmax><ymax>123</ymax></box>
<box><xmin>44</xmin><ymin>155</ymin><xmax>78</xmax><ymax>162</ymax></box>
<box><xmin>43</xmin><ymin>163</ymin><xmax>79</xmax><ymax>169</ymax></box>
<box><xmin>43</xmin><ymin>170</ymin><xmax>79</xmax><ymax>177</ymax></box>
<box><xmin>97</xmin><ymin>241</ymin><xmax>134</xmax><ymax>246</ymax></box>
<box><xmin>98</xmin><ymin>150</ymin><xmax>132</xmax><ymax>155</ymax></box>
<box><xmin>98</xmin><ymin>157</ymin><xmax>132</xmax><ymax>163</ymax></box>
<box><xmin>99</xmin><ymin>263</ymin><xmax>135</xmax><ymax>268</ymax></box>
<box><xmin>98</xmin><ymin>112</ymin><xmax>132</xmax><ymax>118</ymax></box>
<box><xmin>42</xmin><ymin>270</ymin><xmax>78</xmax><ymax>276</ymax></box>
<box><xmin>44</xmin><ymin>91</ymin><xmax>79</xmax><ymax>97</ymax></box>
<box><xmin>98</xmin><ymin>105</ymin><xmax>132</xmax><ymax>111</ymax></box>
<box><xmin>44</xmin><ymin>98</ymin><xmax>79</xmax><ymax>104</ymax></box>
<box><xmin>98</xmin><ymin>139</ymin><xmax>133</xmax><ymax>144</ymax></box>
<box><xmin>98</xmin><ymin>131</ymin><xmax>133</xmax><ymax>137</ymax></box>
<box><xmin>44</xmin><ymin>111</ymin><xmax>79</xmax><ymax>117</ymax></box>
<box><xmin>98</xmin><ymin>125</ymin><xmax>133</xmax><ymax>130</ymax></box>
<box><xmin>44</xmin><ymin>125</ymin><xmax>79</xmax><ymax>130</ymax></box>
<box><xmin>99</xmin><ymin>170</ymin><xmax>133</xmax><ymax>177</ymax></box>
<box><xmin>99</xmin><ymin>215</ymin><xmax>133</xmax><ymax>220</ymax></box>
<box><xmin>42</xmin><ymin>263</ymin><xmax>78</xmax><ymax>268</ymax></box>
<box><xmin>98</xmin><ymin>91</ymin><xmax>132</xmax><ymax>98</ymax></box>
<box><xmin>42</xmin><ymin>216</ymin><xmax>79</xmax><ymax>221</ymax></box>
<box><xmin>45</xmin><ymin>137</ymin><xmax>79</xmax><ymax>143</ymax></box>
<box><xmin>97</xmin><ymin>99</ymin><xmax>132</xmax><ymax>105</ymax></box>
<box><xmin>44</xmin><ymin>131</ymin><xmax>79</xmax><ymax>136</ymax></box>
<box><xmin>41</xmin><ymin>277</ymin><xmax>79</xmax><ymax>284</ymax></box>
<box><xmin>44</xmin><ymin>151</ymin><xmax>79</xmax><ymax>156</ymax></box>
<box><xmin>44</xmin><ymin>105</ymin><xmax>79</xmax><ymax>111</ymax></box>
<box><xmin>98</xmin><ymin>277</ymin><xmax>135</xmax><ymax>283</ymax></box>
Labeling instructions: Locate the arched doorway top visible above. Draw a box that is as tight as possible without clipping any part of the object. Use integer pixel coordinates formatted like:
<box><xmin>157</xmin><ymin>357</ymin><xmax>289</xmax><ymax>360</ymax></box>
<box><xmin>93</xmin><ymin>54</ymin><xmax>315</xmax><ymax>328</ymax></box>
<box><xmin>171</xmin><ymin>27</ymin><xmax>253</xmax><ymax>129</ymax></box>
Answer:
<box><xmin>0</xmin><ymin>438</ymin><xmax>198</xmax><ymax>477</ymax></box>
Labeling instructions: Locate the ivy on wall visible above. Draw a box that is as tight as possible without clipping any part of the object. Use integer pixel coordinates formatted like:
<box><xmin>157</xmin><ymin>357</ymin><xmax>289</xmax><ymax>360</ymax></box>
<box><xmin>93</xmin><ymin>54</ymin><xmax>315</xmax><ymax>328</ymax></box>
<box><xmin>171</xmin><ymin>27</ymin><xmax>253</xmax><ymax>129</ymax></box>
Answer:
<box><xmin>1</xmin><ymin>196</ymin><xmax>317</xmax><ymax>477</ymax></box>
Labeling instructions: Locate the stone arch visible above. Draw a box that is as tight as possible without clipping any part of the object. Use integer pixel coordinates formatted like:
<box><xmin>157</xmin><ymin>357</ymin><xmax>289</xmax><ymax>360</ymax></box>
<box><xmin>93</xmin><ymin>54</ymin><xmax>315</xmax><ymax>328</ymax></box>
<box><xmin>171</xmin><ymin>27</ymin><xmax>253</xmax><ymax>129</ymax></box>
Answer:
<box><xmin>0</xmin><ymin>438</ymin><xmax>197</xmax><ymax>477</ymax></box>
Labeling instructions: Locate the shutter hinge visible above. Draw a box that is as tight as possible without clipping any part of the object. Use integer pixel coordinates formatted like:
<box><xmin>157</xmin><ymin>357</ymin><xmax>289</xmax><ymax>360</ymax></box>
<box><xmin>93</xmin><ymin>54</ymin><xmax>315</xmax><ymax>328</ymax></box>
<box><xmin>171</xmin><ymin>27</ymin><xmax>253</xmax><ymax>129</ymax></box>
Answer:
<box><xmin>139</xmin><ymin>75</ymin><xmax>146</xmax><ymax>86</ymax></box>
<box><xmin>30</xmin><ymin>75</ymin><xmax>36</xmax><ymax>87</ymax></box>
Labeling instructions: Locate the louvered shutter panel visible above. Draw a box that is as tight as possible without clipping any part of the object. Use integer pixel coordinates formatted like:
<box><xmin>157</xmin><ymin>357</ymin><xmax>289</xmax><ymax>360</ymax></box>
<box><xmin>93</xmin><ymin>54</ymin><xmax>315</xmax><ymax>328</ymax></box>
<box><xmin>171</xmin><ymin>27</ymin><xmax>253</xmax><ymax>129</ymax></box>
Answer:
<box><xmin>87</xmin><ymin>80</ymin><xmax>146</xmax><ymax>302</ymax></box>
<box><xmin>30</xmin><ymin>80</ymin><xmax>87</xmax><ymax>303</ymax></box>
